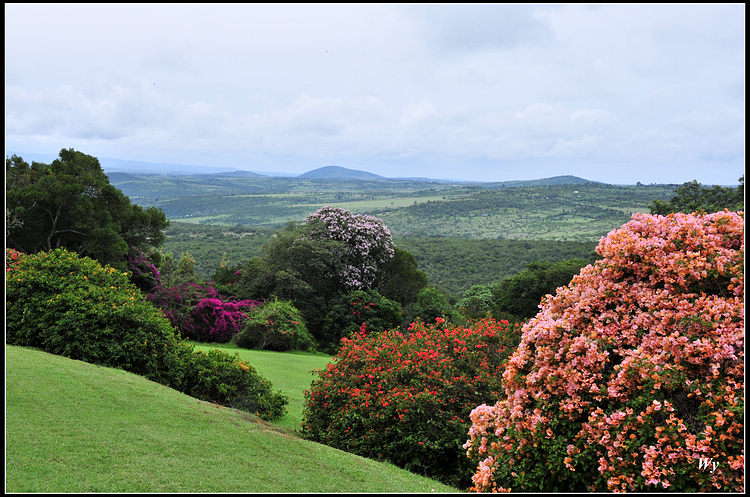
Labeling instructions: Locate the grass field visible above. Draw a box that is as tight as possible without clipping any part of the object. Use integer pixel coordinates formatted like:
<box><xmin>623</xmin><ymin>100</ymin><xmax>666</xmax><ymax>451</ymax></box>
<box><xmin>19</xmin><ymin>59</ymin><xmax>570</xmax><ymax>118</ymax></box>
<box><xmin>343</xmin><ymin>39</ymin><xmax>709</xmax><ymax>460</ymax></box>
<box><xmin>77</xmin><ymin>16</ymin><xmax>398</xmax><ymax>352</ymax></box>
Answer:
<box><xmin>5</xmin><ymin>345</ymin><xmax>459</xmax><ymax>493</ymax></box>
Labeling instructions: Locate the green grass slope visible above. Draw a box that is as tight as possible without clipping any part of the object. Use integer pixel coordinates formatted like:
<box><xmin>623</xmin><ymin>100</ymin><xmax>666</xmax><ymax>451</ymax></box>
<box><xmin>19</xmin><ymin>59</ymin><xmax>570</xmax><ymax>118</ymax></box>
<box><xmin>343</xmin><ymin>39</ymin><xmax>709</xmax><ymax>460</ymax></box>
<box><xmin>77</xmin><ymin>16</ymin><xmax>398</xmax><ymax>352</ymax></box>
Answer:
<box><xmin>192</xmin><ymin>342</ymin><xmax>332</xmax><ymax>432</ymax></box>
<box><xmin>5</xmin><ymin>345</ymin><xmax>458</xmax><ymax>493</ymax></box>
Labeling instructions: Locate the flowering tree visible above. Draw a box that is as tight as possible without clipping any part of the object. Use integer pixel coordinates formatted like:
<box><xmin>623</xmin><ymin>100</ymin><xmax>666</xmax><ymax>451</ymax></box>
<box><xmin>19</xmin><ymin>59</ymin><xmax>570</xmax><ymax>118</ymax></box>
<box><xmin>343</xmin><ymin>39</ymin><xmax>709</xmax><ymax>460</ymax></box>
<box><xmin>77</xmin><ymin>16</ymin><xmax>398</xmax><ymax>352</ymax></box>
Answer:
<box><xmin>464</xmin><ymin>210</ymin><xmax>744</xmax><ymax>492</ymax></box>
<box><xmin>305</xmin><ymin>206</ymin><xmax>395</xmax><ymax>290</ymax></box>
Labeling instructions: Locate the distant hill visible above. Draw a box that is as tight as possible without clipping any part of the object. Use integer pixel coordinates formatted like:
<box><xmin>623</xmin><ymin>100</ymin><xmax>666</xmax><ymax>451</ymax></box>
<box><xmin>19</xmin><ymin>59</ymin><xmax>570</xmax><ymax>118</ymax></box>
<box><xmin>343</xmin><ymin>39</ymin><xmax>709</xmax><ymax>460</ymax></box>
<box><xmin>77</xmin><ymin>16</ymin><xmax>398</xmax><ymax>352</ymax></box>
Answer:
<box><xmin>487</xmin><ymin>175</ymin><xmax>601</xmax><ymax>187</ymax></box>
<box><xmin>298</xmin><ymin>165</ymin><xmax>387</xmax><ymax>180</ymax></box>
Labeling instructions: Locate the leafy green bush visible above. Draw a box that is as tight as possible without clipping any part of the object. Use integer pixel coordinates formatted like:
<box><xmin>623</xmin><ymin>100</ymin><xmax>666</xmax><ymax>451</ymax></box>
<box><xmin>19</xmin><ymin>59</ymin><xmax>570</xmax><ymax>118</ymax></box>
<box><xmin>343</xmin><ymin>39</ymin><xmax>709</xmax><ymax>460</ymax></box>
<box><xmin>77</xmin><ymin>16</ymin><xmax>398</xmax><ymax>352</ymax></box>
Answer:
<box><xmin>178</xmin><ymin>348</ymin><xmax>287</xmax><ymax>420</ymax></box>
<box><xmin>6</xmin><ymin>248</ymin><xmax>287</xmax><ymax>420</ymax></box>
<box><xmin>320</xmin><ymin>289</ymin><xmax>403</xmax><ymax>351</ymax></box>
<box><xmin>232</xmin><ymin>298</ymin><xmax>315</xmax><ymax>351</ymax></box>
<box><xmin>6</xmin><ymin>248</ymin><xmax>184</xmax><ymax>386</ymax></box>
<box><xmin>404</xmin><ymin>287</ymin><xmax>454</xmax><ymax>325</ymax></box>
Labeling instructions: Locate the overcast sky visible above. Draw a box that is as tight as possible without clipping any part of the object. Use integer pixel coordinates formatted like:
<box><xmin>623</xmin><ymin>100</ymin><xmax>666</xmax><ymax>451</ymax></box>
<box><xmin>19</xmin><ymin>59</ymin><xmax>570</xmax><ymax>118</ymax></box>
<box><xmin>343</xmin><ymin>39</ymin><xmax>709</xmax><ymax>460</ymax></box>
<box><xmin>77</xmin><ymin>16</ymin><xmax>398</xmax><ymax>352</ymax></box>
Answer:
<box><xmin>5</xmin><ymin>3</ymin><xmax>745</xmax><ymax>184</ymax></box>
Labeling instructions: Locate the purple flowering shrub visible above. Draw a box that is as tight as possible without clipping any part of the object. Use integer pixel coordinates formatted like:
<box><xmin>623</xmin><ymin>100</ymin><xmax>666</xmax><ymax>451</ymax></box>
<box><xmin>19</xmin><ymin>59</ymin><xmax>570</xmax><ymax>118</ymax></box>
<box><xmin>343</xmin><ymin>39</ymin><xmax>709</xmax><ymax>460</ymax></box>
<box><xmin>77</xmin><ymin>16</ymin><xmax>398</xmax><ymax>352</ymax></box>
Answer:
<box><xmin>126</xmin><ymin>250</ymin><xmax>162</xmax><ymax>293</ymax></box>
<box><xmin>147</xmin><ymin>282</ymin><xmax>261</xmax><ymax>342</ymax></box>
<box><xmin>306</xmin><ymin>206</ymin><xmax>395</xmax><ymax>290</ymax></box>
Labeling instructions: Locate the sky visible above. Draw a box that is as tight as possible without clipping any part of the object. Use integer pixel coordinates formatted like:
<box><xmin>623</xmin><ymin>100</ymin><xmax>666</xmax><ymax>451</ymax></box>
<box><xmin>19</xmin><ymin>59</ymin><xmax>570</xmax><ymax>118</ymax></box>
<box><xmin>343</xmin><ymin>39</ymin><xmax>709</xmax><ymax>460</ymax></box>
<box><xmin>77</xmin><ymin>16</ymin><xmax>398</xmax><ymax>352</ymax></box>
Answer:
<box><xmin>4</xmin><ymin>3</ymin><xmax>745</xmax><ymax>185</ymax></box>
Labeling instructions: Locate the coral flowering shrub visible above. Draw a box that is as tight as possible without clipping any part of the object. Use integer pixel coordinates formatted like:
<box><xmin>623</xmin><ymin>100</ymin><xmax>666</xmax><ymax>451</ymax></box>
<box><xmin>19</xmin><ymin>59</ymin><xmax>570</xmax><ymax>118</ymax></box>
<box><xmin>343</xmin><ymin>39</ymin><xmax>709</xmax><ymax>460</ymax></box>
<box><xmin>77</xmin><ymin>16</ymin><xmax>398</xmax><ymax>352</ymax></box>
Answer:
<box><xmin>464</xmin><ymin>211</ymin><xmax>744</xmax><ymax>493</ymax></box>
<box><xmin>302</xmin><ymin>318</ymin><xmax>523</xmax><ymax>487</ymax></box>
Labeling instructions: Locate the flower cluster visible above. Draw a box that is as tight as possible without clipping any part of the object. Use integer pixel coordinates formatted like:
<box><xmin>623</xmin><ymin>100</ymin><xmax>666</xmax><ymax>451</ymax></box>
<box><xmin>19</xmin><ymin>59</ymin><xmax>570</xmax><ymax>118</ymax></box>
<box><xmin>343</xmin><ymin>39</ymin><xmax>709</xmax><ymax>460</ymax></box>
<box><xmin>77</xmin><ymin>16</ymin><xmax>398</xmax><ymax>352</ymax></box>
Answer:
<box><xmin>464</xmin><ymin>210</ymin><xmax>744</xmax><ymax>493</ymax></box>
<box><xmin>147</xmin><ymin>282</ymin><xmax>261</xmax><ymax>342</ymax></box>
<box><xmin>306</xmin><ymin>206</ymin><xmax>395</xmax><ymax>289</ymax></box>
<box><xmin>6</xmin><ymin>248</ymin><xmax>25</xmax><ymax>274</ymax></box>
<box><xmin>302</xmin><ymin>317</ymin><xmax>523</xmax><ymax>488</ymax></box>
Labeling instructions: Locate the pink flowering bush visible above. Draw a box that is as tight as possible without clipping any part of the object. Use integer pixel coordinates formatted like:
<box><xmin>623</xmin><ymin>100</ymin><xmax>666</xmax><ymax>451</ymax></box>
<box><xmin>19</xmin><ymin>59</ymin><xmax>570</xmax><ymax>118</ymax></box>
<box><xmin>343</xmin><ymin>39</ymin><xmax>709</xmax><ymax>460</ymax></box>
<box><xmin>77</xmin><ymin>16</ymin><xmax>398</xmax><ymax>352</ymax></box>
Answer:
<box><xmin>6</xmin><ymin>248</ymin><xmax>24</xmax><ymax>273</ymax></box>
<box><xmin>464</xmin><ymin>210</ymin><xmax>744</xmax><ymax>492</ymax></box>
<box><xmin>147</xmin><ymin>282</ymin><xmax>261</xmax><ymax>342</ymax></box>
<box><xmin>306</xmin><ymin>206</ymin><xmax>395</xmax><ymax>290</ymax></box>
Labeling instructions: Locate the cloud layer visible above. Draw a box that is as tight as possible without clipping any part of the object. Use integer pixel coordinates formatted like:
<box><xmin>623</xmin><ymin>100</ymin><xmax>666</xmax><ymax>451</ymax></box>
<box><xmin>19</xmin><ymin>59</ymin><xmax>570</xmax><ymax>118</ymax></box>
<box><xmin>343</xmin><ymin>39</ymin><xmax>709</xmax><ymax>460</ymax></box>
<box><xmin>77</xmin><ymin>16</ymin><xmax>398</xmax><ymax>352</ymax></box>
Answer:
<box><xmin>5</xmin><ymin>4</ymin><xmax>745</xmax><ymax>184</ymax></box>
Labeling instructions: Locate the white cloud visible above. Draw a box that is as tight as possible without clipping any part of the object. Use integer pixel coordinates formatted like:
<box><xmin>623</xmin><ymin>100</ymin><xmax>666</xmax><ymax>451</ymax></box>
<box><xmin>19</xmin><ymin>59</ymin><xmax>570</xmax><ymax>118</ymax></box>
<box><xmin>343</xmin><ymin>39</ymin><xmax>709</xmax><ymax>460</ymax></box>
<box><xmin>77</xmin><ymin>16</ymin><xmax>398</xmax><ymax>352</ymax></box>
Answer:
<box><xmin>4</xmin><ymin>3</ymin><xmax>744</xmax><ymax>184</ymax></box>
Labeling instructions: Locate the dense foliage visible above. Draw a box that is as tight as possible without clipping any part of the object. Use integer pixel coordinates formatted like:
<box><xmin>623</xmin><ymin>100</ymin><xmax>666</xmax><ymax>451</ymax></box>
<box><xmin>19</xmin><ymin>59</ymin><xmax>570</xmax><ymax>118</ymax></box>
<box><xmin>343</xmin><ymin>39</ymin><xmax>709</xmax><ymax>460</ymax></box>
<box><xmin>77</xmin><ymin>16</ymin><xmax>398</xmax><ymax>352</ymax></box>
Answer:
<box><xmin>320</xmin><ymin>289</ymin><xmax>403</xmax><ymax>350</ymax></box>
<box><xmin>458</xmin><ymin>258</ymin><xmax>593</xmax><ymax>322</ymax></box>
<box><xmin>464</xmin><ymin>211</ymin><xmax>744</xmax><ymax>492</ymax></box>
<box><xmin>6</xmin><ymin>248</ymin><xmax>185</xmax><ymax>386</ymax></box>
<box><xmin>179</xmin><ymin>348</ymin><xmax>287</xmax><ymax>420</ymax></box>
<box><xmin>404</xmin><ymin>287</ymin><xmax>455</xmax><ymax>325</ymax></box>
<box><xmin>6</xmin><ymin>149</ymin><xmax>168</xmax><ymax>269</ymax></box>
<box><xmin>302</xmin><ymin>318</ymin><xmax>523</xmax><ymax>488</ymax></box>
<box><xmin>232</xmin><ymin>298</ymin><xmax>315</xmax><ymax>351</ymax></box>
<box><xmin>146</xmin><ymin>282</ymin><xmax>261</xmax><ymax>343</ymax></box>
<box><xmin>6</xmin><ymin>248</ymin><xmax>287</xmax><ymax>420</ymax></box>
<box><xmin>650</xmin><ymin>177</ymin><xmax>744</xmax><ymax>215</ymax></box>
<box><xmin>397</xmin><ymin>238</ymin><xmax>598</xmax><ymax>296</ymax></box>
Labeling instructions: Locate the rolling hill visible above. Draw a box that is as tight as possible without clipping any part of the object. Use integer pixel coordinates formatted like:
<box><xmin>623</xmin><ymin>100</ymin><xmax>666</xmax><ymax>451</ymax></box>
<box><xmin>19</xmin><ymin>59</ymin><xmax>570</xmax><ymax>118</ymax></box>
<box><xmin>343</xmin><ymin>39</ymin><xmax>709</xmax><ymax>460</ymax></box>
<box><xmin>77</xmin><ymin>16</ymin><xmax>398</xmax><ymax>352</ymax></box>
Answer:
<box><xmin>298</xmin><ymin>165</ymin><xmax>387</xmax><ymax>180</ymax></box>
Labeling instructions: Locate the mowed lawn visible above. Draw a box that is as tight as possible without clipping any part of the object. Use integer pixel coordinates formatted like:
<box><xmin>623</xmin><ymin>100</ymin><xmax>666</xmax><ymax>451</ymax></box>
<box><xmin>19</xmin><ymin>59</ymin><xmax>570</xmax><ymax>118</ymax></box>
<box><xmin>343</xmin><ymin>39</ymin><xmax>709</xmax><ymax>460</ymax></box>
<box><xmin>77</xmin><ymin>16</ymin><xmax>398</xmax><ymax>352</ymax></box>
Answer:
<box><xmin>5</xmin><ymin>345</ymin><xmax>459</xmax><ymax>493</ymax></box>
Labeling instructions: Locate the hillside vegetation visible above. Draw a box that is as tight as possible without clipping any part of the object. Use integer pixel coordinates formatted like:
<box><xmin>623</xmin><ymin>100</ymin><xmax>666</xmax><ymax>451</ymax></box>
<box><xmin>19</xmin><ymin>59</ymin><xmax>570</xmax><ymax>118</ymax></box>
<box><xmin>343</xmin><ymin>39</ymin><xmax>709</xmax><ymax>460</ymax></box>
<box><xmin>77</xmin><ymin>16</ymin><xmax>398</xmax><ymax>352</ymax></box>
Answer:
<box><xmin>5</xmin><ymin>345</ymin><xmax>457</xmax><ymax>493</ymax></box>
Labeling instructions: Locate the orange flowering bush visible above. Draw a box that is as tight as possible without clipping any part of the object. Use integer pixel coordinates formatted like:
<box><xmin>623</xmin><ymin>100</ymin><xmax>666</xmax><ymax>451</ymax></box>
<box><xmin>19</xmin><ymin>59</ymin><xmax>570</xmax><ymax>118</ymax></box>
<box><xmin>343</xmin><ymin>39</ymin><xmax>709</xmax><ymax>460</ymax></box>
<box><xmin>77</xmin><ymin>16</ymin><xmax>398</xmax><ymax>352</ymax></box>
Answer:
<box><xmin>464</xmin><ymin>210</ymin><xmax>744</xmax><ymax>492</ymax></box>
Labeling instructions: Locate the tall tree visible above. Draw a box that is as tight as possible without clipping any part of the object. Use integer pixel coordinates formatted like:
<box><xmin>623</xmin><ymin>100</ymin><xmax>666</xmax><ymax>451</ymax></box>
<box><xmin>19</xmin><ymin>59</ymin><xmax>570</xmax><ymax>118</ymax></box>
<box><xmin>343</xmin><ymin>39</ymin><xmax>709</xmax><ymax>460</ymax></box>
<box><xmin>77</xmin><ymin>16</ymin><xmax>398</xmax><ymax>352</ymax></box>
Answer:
<box><xmin>650</xmin><ymin>176</ymin><xmax>744</xmax><ymax>215</ymax></box>
<box><xmin>6</xmin><ymin>149</ymin><xmax>168</xmax><ymax>268</ymax></box>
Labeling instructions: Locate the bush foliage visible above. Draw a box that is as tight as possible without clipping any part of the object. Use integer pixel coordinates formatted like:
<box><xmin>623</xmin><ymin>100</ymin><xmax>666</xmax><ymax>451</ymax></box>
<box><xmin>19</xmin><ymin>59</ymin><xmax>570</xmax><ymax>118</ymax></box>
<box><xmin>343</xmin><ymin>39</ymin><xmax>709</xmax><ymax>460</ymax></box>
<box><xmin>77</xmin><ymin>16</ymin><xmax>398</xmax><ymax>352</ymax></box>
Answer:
<box><xmin>232</xmin><ymin>298</ymin><xmax>315</xmax><ymax>351</ymax></box>
<box><xmin>464</xmin><ymin>211</ymin><xmax>744</xmax><ymax>492</ymax></box>
<box><xmin>6</xmin><ymin>248</ymin><xmax>287</xmax><ymax>420</ymax></box>
<box><xmin>147</xmin><ymin>282</ymin><xmax>261</xmax><ymax>343</ymax></box>
<box><xmin>302</xmin><ymin>317</ymin><xmax>523</xmax><ymax>488</ymax></box>
<box><xmin>320</xmin><ymin>289</ymin><xmax>403</xmax><ymax>351</ymax></box>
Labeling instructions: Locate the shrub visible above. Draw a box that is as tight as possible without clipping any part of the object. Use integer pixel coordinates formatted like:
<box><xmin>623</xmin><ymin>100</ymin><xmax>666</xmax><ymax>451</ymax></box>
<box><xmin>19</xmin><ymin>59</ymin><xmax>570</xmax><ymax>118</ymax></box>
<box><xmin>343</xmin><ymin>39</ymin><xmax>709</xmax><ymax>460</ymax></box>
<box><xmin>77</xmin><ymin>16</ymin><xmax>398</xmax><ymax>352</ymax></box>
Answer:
<box><xmin>178</xmin><ymin>348</ymin><xmax>287</xmax><ymax>421</ymax></box>
<box><xmin>302</xmin><ymin>317</ymin><xmax>523</xmax><ymax>488</ymax></box>
<box><xmin>464</xmin><ymin>211</ymin><xmax>744</xmax><ymax>492</ymax></box>
<box><xmin>6</xmin><ymin>248</ymin><xmax>188</xmax><ymax>386</ymax></box>
<box><xmin>6</xmin><ymin>248</ymin><xmax>287</xmax><ymax>421</ymax></box>
<box><xmin>404</xmin><ymin>287</ymin><xmax>454</xmax><ymax>325</ymax></box>
<box><xmin>147</xmin><ymin>282</ymin><xmax>261</xmax><ymax>342</ymax></box>
<box><xmin>320</xmin><ymin>289</ymin><xmax>403</xmax><ymax>352</ymax></box>
<box><xmin>232</xmin><ymin>298</ymin><xmax>315</xmax><ymax>351</ymax></box>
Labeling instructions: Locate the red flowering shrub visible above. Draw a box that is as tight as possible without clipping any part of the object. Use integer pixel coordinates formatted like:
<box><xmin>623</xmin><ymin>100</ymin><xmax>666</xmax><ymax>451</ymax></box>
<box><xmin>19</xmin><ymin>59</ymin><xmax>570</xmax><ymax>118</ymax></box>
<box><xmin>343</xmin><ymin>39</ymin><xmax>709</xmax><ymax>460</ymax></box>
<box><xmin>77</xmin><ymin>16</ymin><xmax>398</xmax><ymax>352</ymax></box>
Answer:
<box><xmin>302</xmin><ymin>317</ymin><xmax>523</xmax><ymax>487</ymax></box>
<box><xmin>464</xmin><ymin>210</ymin><xmax>744</xmax><ymax>492</ymax></box>
<box><xmin>6</xmin><ymin>248</ymin><xmax>25</xmax><ymax>274</ymax></box>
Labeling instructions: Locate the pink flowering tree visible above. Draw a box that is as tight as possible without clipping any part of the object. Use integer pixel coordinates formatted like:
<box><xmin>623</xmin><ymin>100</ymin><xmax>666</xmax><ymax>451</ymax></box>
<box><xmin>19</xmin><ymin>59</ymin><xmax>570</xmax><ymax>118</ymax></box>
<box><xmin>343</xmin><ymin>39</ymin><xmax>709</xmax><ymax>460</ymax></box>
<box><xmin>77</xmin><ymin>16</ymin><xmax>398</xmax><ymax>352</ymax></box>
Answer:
<box><xmin>305</xmin><ymin>206</ymin><xmax>395</xmax><ymax>290</ymax></box>
<box><xmin>464</xmin><ymin>210</ymin><xmax>744</xmax><ymax>493</ymax></box>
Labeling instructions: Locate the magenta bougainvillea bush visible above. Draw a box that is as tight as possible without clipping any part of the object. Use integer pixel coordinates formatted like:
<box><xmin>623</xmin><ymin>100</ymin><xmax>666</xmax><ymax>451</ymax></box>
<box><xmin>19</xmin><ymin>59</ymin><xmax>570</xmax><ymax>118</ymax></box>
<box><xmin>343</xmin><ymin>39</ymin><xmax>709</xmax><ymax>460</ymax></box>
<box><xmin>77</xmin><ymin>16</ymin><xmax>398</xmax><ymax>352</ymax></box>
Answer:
<box><xmin>302</xmin><ymin>317</ymin><xmax>523</xmax><ymax>487</ymax></box>
<box><xmin>305</xmin><ymin>206</ymin><xmax>395</xmax><ymax>290</ymax></box>
<box><xmin>464</xmin><ymin>210</ymin><xmax>744</xmax><ymax>492</ymax></box>
<box><xmin>147</xmin><ymin>282</ymin><xmax>261</xmax><ymax>342</ymax></box>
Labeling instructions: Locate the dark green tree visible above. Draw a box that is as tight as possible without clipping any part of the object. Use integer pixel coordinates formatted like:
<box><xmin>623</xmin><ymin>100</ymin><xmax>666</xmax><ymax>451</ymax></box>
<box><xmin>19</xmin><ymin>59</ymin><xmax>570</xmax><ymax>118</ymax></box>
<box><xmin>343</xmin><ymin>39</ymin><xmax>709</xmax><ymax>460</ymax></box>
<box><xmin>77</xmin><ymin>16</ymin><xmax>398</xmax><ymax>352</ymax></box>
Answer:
<box><xmin>230</xmin><ymin>222</ymin><xmax>347</xmax><ymax>341</ymax></box>
<box><xmin>650</xmin><ymin>176</ymin><xmax>744</xmax><ymax>215</ymax></box>
<box><xmin>6</xmin><ymin>149</ymin><xmax>168</xmax><ymax>269</ymax></box>
<box><xmin>404</xmin><ymin>287</ymin><xmax>454</xmax><ymax>325</ymax></box>
<box><xmin>320</xmin><ymin>289</ymin><xmax>403</xmax><ymax>351</ymax></box>
<box><xmin>376</xmin><ymin>247</ymin><xmax>428</xmax><ymax>306</ymax></box>
<box><xmin>491</xmin><ymin>258</ymin><xmax>591</xmax><ymax>321</ymax></box>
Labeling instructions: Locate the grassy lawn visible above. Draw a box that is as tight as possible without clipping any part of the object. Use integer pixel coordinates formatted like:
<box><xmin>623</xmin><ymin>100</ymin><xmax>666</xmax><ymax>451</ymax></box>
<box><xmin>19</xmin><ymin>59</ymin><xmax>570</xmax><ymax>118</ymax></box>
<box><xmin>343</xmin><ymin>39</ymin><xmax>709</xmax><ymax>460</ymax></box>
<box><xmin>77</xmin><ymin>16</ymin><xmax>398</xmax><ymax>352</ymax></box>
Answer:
<box><xmin>191</xmin><ymin>342</ymin><xmax>333</xmax><ymax>432</ymax></box>
<box><xmin>6</xmin><ymin>345</ymin><xmax>459</xmax><ymax>493</ymax></box>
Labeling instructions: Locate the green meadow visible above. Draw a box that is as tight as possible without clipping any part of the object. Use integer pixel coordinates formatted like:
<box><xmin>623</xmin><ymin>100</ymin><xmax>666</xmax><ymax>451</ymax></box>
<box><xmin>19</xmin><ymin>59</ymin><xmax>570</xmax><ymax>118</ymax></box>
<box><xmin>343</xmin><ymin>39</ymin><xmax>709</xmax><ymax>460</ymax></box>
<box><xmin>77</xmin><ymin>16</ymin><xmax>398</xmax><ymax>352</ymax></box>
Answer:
<box><xmin>5</xmin><ymin>345</ymin><xmax>459</xmax><ymax>493</ymax></box>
